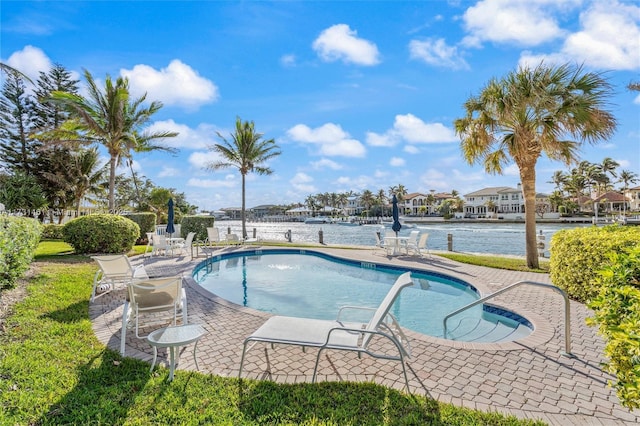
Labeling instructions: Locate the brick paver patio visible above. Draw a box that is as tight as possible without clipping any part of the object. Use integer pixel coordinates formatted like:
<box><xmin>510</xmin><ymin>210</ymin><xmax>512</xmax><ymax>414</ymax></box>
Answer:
<box><xmin>90</xmin><ymin>244</ymin><xmax>639</xmax><ymax>425</ymax></box>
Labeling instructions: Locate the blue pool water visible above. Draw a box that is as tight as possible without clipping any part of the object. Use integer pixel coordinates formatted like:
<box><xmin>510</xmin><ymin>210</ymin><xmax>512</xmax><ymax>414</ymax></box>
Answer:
<box><xmin>193</xmin><ymin>249</ymin><xmax>532</xmax><ymax>342</ymax></box>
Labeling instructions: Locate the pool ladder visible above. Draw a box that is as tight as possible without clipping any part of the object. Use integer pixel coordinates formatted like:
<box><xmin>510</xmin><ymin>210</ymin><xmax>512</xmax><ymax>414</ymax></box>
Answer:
<box><xmin>442</xmin><ymin>280</ymin><xmax>575</xmax><ymax>358</ymax></box>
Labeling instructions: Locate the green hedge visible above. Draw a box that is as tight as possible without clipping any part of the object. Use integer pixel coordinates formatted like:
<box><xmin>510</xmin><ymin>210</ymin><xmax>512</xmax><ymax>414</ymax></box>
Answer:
<box><xmin>180</xmin><ymin>215</ymin><xmax>216</xmax><ymax>242</ymax></box>
<box><xmin>588</xmin><ymin>246</ymin><xmax>640</xmax><ymax>409</ymax></box>
<box><xmin>550</xmin><ymin>225</ymin><xmax>640</xmax><ymax>303</ymax></box>
<box><xmin>123</xmin><ymin>212</ymin><xmax>156</xmax><ymax>244</ymax></box>
<box><xmin>0</xmin><ymin>216</ymin><xmax>42</xmax><ymax>290</ymax></box>
<box><xmin>41</xmin><ymin>224</ymin><xmax>65</xmax><ymax>240</ymax></box>
<box><xmin>62</xmin><ymin>214</ymin><xmax>139</xmax><ymax>254</ymax></box>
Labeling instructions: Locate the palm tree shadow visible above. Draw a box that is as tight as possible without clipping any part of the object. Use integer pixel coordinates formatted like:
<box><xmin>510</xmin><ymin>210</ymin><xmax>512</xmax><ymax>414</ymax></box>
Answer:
<box><xmin>40</xmin><ymin>349</ymin><xmax>152</xmax><ymax>424</ymax></box>
<box><xmin>238</xmin><ymin>380</ymin><xmax>442</xmax><ymax>424</ymax></box>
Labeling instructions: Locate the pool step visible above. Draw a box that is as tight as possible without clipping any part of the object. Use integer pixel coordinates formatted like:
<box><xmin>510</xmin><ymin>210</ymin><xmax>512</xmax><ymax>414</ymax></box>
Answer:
<box><xmin>446</xmin><ymin>316</ymin><xmax>532</xmax><ymax>343</ymax></box>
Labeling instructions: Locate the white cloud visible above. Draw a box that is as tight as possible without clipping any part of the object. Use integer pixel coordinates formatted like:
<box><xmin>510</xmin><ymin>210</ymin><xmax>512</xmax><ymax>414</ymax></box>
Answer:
<box><xmin>310</xmin><ymin>158</ymin><xmax>343</xmax><ymax>170</ymax></box>
<box><xmin>409</xmin><ymin>38</ymin><xmax>469</xmax><ymax>70</ymax></box>
<box><xmin>561</xmin><ymin>0</ymin><xmax>640</xmax><ymax>70</ymax></box>
<box><xmin>366</xmin><ymin>131</ymin><xmax>399</xmax><ymax>147</ymax></box>
<box><xmin>121</xmin><ymin>60</ymin><xmax>219</xmax><ymax>108</ymax></box>
<box><xmin>312</xmin><ymin>24</ymin><xmax>381</xmax><ymax>66</ymax></box>
<box><xmin>390</xmin><ymin>157</ymin><xmax>405</xmax><ymax>167</ymax></box>
<box><xmin>4</xmin><ymin>45</ymin><xmax>52</xmax><ymax>82</ymax></box>
<box><xmin>280</xmin><ymin>54</ymin><xmax>296</xmax><ymax>67</ymax></box>
<box><xmin>287</xmin><ymin>123</ymin><xmax>366</xmax><ymax>157</ymax></box>
<box><xmin>158</xmin><ymin>167</ymin><xmax>181</xmax><ymax>178</ymax></box>
<box><xmin>189</xmin><ymin>151</ymin><xmax>223</xmax><ymax>169</ymax></box>
<box><xmin>634</xmin><ymin>94</ymin><xmax>640</xmax><ymax>105</ymax></box>
<box><xmin>504</xmin><ymin>164</ymin><xmax>520</xmax><ymax>176</ymax></box>
<box><xmin>392</xmin><ymin>114</ymin><xmax>458</xmax><ymax>144</ymax></box>
<box><xmin>403</xmin><ymin>145</ymin><xmax>421</xmax><ymax>154</ymax></box>
<box><xmin>518</xmin><ymin>1</ymin><xmax>640</xmax><ymax>71</ymax></box>
<box><xmin>461</xmin><ymin>0</ymin><xmax>571</xmax><ymax>47</ymax></box>
<box><xmin>290</xmin><ymin>172</ymin><xmax>316</xmax><ymax>193</ymax></box>
<box><xmin>146</xmin><ymin>119</ymin><xmax>218</xmax><ymax>150</ymax></box>
<box><xmin>187</xmin><ymin>177</ymin><xmax>236</xmax><ymax>188</ymax></box>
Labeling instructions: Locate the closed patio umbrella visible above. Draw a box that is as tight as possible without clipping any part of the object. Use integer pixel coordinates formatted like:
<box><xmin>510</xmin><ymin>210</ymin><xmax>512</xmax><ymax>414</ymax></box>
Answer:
<box><xmin>391</xmin><ymin>194</ymin><xmax>402</xmax><ymax>237</ymax></box>
<box><xmin>166</xmin><ymin>198</ymin><xmax>175</xmax><ymax>239</ymax></box>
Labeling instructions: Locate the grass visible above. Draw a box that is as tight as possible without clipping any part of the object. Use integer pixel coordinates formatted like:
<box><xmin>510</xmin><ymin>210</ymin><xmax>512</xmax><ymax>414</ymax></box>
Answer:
<box><xmin>436</xmin><ymin>252</ymin><xmax>550</xmax><ymax>273</ymax></box>
<box><xmin>0</xmin><ymin>242</ymin><xmax>548</xmax><ymax>425</ymax></box>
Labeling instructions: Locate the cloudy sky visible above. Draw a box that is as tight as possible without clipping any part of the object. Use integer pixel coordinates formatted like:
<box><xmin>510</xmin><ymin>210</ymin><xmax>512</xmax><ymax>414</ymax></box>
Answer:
<box><xmin>2</xmin><ymin>0</ymin><xmax>639</xmax><ymax>211</ymax></box>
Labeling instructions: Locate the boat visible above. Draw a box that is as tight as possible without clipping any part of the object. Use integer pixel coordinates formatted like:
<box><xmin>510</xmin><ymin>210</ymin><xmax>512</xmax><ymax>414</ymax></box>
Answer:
<box><xmin>304</xmin><ymin>216</ymin><xmax>332</xmax><ymax>224</ymax></box>
<box><xmin>337</xmin><ymin>220</ymin><xmax>360</xmax><ymax>226</ymax></box>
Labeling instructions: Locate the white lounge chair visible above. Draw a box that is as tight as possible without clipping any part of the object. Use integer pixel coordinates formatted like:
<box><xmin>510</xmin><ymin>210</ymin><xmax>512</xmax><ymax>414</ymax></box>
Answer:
<box><xmin>90</xmin><ymin>255</ymin><xmax>148</xmax><ymax>302</ymax></box>
<box><xmin>206</xmin><ymin>227</ymin><xmax>221</xmax><ymax>247</ymax></box>
<box><xmin>120</xmin><ymin>276</ymin><xmax>188</xmax><ymax>356</ymax></box>
<box><xmin>225</xmin><ymin>233</ymin><xmax>242</xmax><ymax>246</ymax></box>
<box><xmin>238</xmin><ymin>272</ymin><xmax>414</xmax><ymax>390</ymax></box>
<box><xmin>409</xmin><ymin>233</ymin><xmax>431</xmax><ymax>258</ymax></box>
<box><xmin>151</xmin><ymin>234</ymin><xmax>171</xmax><ymax>256</ymax></box>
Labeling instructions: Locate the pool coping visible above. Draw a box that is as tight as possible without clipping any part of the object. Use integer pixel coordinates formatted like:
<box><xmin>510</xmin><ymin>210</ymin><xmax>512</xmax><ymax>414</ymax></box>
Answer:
<box><xmin>91</xmin><ymin>244</ymin><xmax>639</xmax><ymax>425</ymax></box>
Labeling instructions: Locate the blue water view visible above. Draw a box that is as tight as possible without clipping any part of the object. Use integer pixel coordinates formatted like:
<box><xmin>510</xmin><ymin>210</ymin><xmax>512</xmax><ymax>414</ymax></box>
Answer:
<box><xmin>215</xmin><ymin>220</ymin><xmax>590</xmax><ymax>256</ymax></box>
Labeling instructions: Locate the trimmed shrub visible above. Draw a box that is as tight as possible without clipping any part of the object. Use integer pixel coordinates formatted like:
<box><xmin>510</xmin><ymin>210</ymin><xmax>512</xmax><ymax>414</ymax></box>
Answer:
<box><xmin>180</xmin><ymin>215</ymin><xmax>216</xmax><ymax>242</ymax></box>
<box><xmin>123</xmin><ymin>212</ymin><xmax>156</xmax><ymax>244</ymax></box>
<box><xmin>0</xmin><ymin>216</ymin><xmax>42</xmax><ymax>289</ymax></box>
<box><xmin>41</xmin><ymin>224</ymin><xmax>64</xmax><ymax>240</ymax></box>
<box><xmin>587</xmin><ymin>246</ymin><xmax>640</xmax><ymax>409</ymax></box>
<box><xmin>63</xmin><ymin>214</ymin><xmax>139</xmax><ymax>254</ymax></box>
<box><xmin>550</xmin><ymin>225</ymin><xmax>640</xmax><ymax>303</ymax></box>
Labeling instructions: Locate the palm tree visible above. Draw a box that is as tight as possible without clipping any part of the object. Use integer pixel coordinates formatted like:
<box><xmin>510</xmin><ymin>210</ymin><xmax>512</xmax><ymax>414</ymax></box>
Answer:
<box><xmin>206</xmin><ymin>117</ymin><xmax>281</xmax><ymax>238</ymax></box>
<box><xmin>618</xmin><ymin>170</ymin><xmax>639</xmax><ymax>215</ymax></box>
<box><xmin>50</xmin><ymin>69</ymin><xmax>177</xmax><ymax>211</ymax></box>
<box><xmin>454</xmin><ymin>62</ymin><xmax>616</xmax><ymax>269</ymax></box>
<box><xmin>359</xmin><ymin>190</ymin><xmax>375</xmax><ymax>218</ymax></box>
<box><xmin>71</xmin><ymin>147</ymin><xmax>107</xmax><ymax>214</ymax></box>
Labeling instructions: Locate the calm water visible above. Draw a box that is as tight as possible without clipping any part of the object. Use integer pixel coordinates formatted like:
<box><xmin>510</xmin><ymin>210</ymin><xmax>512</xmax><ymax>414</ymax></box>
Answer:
<box><xmin>216</xmin><ymin>220</ymin><xmax>589</xmax><ymax>256</ymax></box>
<box><xmin>194</xmin><ymin>251</ymin><xmax>525</xmax><ymax>339</ymax></box>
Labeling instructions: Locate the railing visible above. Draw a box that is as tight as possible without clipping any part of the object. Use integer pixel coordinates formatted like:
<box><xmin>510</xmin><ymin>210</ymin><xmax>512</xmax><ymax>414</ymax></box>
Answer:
<box><xmin>443</xmin><ymin>280</ymin><xmax>574</xmax><ymax>357</ymax></box>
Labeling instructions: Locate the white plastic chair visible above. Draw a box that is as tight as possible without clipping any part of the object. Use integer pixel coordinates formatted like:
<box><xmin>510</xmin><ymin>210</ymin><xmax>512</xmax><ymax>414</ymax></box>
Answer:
<box><xmin>151</xmin><ymin>234</ymin><xmax>170</xmax><ymax>256</ymax></box>
<box><xmin>172</xmin><ymin>232</ymin><xmax>196</xmax><ymax>257</ymax></box>
<box><xmin>91</xmin><ymin>255</ymin><xmax>149</xmax><ymax>302</ymax></box>
<box><xmin>402</xmin><ymin>230</ymin><xmax>420</xmax><ymax>255</ymax></box>
<box><xmin>120</xmin><ymin>276</ymin><xmax>188</xmax><ymax>356</ymax></box>
<box><xmin>374</xmin><ymin>232</ymin><xmax>393</xmax><ymax>256</ymax></box>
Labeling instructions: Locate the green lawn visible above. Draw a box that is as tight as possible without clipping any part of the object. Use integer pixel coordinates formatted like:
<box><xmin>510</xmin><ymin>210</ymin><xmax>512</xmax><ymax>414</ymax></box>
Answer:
<box><xmin>0</xmin><ymin>242</ymin><xmax>547</xmax><ymax>425</ymax></box>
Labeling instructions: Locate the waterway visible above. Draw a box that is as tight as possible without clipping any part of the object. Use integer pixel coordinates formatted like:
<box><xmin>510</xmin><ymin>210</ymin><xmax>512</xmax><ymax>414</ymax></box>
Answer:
<box><xmin>215</xmin><ymin>219</ymin><xmax>592</xmax><ymax>257</ymax></box>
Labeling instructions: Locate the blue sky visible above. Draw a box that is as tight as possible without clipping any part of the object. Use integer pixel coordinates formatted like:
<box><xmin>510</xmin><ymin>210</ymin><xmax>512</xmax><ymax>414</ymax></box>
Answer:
<box><xmin>2</xmin><ymin>0</ymin><xmax>639</xmax><ymax>211</ymax></box>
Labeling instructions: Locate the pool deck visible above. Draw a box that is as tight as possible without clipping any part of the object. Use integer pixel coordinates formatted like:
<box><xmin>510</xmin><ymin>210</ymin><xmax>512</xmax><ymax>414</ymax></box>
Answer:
<box><xmin>90</xmin><ymin>244</ymin><xmax>639</xmax><ymax>425</ymax></box>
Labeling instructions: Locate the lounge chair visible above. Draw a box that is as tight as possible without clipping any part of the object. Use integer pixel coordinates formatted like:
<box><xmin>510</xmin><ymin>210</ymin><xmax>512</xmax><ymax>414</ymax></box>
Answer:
<box><xmin>409</xmin><ymin>233</ymin><xmax>431</xmax><ymax>258</ymax></box>
<box><xmin>91</xmin><ymin>254</ymin><xmax>149</xmax><ymax>302</ymax></box>
<box><xmin>151</xmin><ymin>234</ymin><xmax>171</xmax><ymax>256</ymax></box>
<box><xmin>238</xmin><ymin>272</ymin><xmax>414</xmax><ymax>390</ymax></box>
<box><xmin>225</xmin><ymin>233</ymin><xmax>242</xmax><ymax>246</ymax></box>
<box><xmin>120</xmin><ymin>276</ymin><xmax>188</xmax><ymax>356</ymax></box>
<box><xmin>206</xmin><ymin>227</ymin><xmax>221</xmax><ymax>247</ymax></box>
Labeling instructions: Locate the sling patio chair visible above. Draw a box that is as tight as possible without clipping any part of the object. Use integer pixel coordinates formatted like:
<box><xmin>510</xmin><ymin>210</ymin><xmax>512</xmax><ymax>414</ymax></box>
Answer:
<box><xmin>120</xmin><ymin>275</ymin><xmax>188</xmax><ymax>356</ymax></box>
<box><xmin>238</xmin><ymin>271</ymin><xmax>414</xmax><ymax>390</ymax></box>
<box><xmin>90</xmin><ymin>254</ymin><xmax>149</xmax><ymax>302</ymax></box>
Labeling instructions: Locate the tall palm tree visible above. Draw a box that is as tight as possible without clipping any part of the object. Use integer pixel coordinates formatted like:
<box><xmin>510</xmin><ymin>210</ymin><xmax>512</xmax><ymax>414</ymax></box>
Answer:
<box><xmin>71</xmin><ymin>147</ymin><xmax>107</xmax><ymax>214</ymax></box>
<box><xmin>206</xmin><ymin>117</ymin><xmax>281</xmax><ymax>238</ymax></box>
<box><xmin>454</xmin><ymin>62</ymin><xmax>616</xmax><ymax>268</ymax></box>
<box><xmin>50</xmin><ymin>69</ymin><xmax>177</xmax><ymax>211</ymax></box>
<box><xmin>618</xmin><ymin>170</ymin><xmax>639</xmax><ymax>215</ymax></box>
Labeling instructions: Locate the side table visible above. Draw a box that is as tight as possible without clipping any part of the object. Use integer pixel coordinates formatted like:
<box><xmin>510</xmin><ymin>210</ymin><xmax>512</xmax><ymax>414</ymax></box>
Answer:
<box><xmin>147</xmin><ymin>324</ymin><xmax>206</xmax><ymax>381</ymax></box>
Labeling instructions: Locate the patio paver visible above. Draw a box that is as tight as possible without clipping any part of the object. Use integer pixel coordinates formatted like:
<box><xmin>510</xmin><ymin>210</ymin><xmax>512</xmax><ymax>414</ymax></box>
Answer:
<box><xmin>90</xmin><ymin>245</ymin><xmax>640</xmax><ymax>425</ymax></box>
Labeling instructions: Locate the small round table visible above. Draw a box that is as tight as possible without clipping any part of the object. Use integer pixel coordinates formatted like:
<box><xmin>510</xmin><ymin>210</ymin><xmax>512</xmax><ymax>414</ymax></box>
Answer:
<box><xmin>147</xmin><ymin>324</ymin><xmax>206</xmax><ymax>381</ymax></box>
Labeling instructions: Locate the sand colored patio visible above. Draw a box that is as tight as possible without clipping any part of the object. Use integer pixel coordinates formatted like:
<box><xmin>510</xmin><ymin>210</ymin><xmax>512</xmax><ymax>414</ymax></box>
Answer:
<box><xmin>90</xmin><ymin>245</ymin><xmax>639</xmax><ymax>425</ymax></box>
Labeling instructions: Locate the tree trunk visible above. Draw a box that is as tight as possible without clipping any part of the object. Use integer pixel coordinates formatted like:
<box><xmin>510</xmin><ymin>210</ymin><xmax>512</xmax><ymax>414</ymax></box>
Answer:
<box><xmin>521</xmin><ymin>167</ymin><xmax>539</xmax><ymax>269</ymax></box>
<box><xmin>108</xmin><ymin>154</ymin><xmax>117</xmax><ymax>212</ymax></box>
<box><xmin>241</xmin><ymin>173</ymin><xmax>247</xmax><ymax>239</ymax></box>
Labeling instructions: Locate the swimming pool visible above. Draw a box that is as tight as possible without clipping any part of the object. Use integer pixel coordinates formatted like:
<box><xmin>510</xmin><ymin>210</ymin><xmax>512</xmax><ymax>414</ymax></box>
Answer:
<box><xmin>193</xmin><ymin>249</ymin><xmax>532</xmax><ymax>342</ymax></box>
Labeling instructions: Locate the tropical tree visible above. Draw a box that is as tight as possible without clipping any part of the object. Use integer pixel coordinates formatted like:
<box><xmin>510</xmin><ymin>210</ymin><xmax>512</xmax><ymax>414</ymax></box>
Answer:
<box><xmin>359</xmin><ymin>190</ymin><xmax>375</xmax><ymax>217</ymax></box>
<box><xmin>50</xmin><ymin>69</ymin><xmax>178</xmax><ymax>211</ymax></box>
<box><xmin>454</xmin><ymin>62</ymin><xmax>616</xmax><ymax>268</ymax></box>
<box><xmin>205</xmin><ymin>117</ymin><xmax>281</xmax><ymax>238</ymax></box>
<box><xmin>618</xmin><ymin>170</ymin><xmax>639</xmax><ymax>215</ymax></box>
